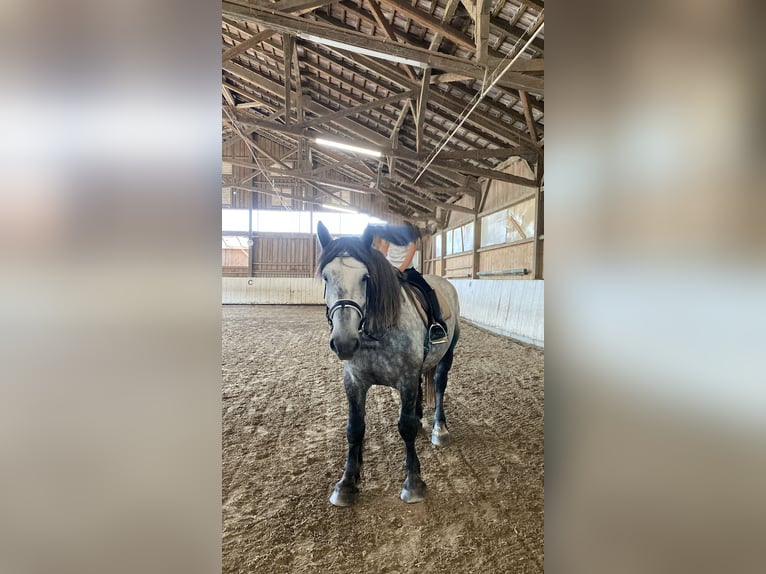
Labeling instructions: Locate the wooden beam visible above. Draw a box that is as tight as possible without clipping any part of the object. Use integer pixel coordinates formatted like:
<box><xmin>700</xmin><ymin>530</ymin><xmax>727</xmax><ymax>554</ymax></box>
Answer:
<box><xmin>377</xmin><ymin>0</ymin><xmax>475</xmax><ymax>51</ymax></box>
<box><xmin>222</xmin><ymin>4</ymin><xmax>487</xmax><ymax>78</ymax></box>
<box><xmin>475</xmin><ymin>0</ymin><xmax>490</xmax><ymax>66</ymax></box>
<box><xmin>342</xmin><ymin>52</ymin><xmax>535</xmax><ymax>145</ymax></box>
<box><xmin>366</xmin><ymin>0</ymin><xmax>418</xmax><ymax>82</ymax></box>
<box><xmin>437</xmin><ymin>160</ymin><xmax>539</xmax><ymax>187</ymax></box>
<box><xmin>291</xmin><ymin>39</ymin><xmax>304</xmax><ymax>123</ymax></box>
<box><xmin>224</xmin><ymin>61</ymin><xmax>392</xmax><ymax>146</ymax></box>
<box><xmin>222</xmin><ymin>29</ymin><xmax>277</xmax><ymax>63</ymax></box>
<box><xmin>518</xmin><ymin>90</ymin><xmax>538</xmax><ymax>144</ymax></box>
<box><xmin>421</xmin><ymin>185</ymin><xmax>475</xmax><ymax>196</ymax></box>
<box><xmin>487</xmin><ymin>57</ymin><xmax>544</xmax><ymax>73</ymax></box>
<box><xmin>301</xmin><ymin>90</ymin><xmax>414</xmax><ymax>129</ymax></box>
<box><xmin>428</xmin><ymin>0</ymin><xmax>461</xmax><ymax>51</ymax></box>
<box><xmin>382</xmin><ymin>185</ymin><xmax>475</xmax><ymax>214</ymax></box>
<box><xmin>416</xmin><ymin>68</ymin><xmax>431</xmax><ymax>154</ymax></box>
<box><xmin>430</xmin><ymin>71</ymin><xmax>543</xmax><ymax>93</ymax></box>
<box><xmin>390</xmin><ymin>146</ymin><xmax>537</xmax><ymax>162</ymax></box>
<box><xmin>282</xmin><ymin>33</ymin><xmax>294</xmax><ymax>125</ymax></box>
<box><xmin>271</xmin><ymin>0</ymin><xmax>339</xmax><ymax>11</ymax></box>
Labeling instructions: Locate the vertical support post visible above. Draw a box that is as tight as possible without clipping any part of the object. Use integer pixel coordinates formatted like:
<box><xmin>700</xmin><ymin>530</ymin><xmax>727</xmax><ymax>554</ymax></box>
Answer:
<box><xmin>532</xmin><ymin>151</ymin><xmax>544</xmax><ymax>279</ymax></box>
<box><xmin>439</xmin><ymin>228</ymin><xmax>446</xmax><ymax>277</ymax></box>
<box><xmin>248</xmin><ymin>206</ymin><xmax>254</xmax><ymax>277</ymax></box>
<box><xmin>475</xmin><ymin>0</ymin><xmax>490</xmax><ymax>66</ymax></box>
<box><xmin>473</xmin><ymin>179</ymin><xmax>490</xmax><ymax>278</ymax></box>
<box><xmin>310</xmin><ymin>206</ymin><xmax>316</xmax><ymax>277</ymax></box>
<box><xmin>282</xmin><ymin>33</ymin><xmax>294</xmax><ymax>126</ymax></box>
<box><xmin>416</xmin><ymin>67</ymin><xmax>431</xmax><ymax>154</ymax></box>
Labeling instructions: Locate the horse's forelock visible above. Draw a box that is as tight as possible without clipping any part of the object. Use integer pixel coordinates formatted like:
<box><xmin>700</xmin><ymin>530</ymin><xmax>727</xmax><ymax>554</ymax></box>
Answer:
<box><xmin>317</xmin><ymin>237</ymin><xmax>401</xmax><ymax>337</ymax></box>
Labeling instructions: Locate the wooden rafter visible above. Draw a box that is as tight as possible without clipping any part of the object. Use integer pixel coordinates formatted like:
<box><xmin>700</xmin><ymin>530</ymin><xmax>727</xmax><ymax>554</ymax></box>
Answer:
<box><xmin>377</xmin><ymin>0</ymin><xmax>475</xmax><ymax>51</ymax></box>
<box><xmin>517</xmin><ymin>89</ymin><xmax>538</xmax><ymax>145</ymax></box>
<box><xmin>301</xmin><ymin>90</ymin><xmax>414</xmax><ymax>129</ymax></box>
<box><xmin>437</xmin><ymin>160</ymin><xmax>538</xmax><ymax>187</ymax></box>
<box><xmin>366</xmin><ymin>0</ymin><xmax>418</xmax><ymax>82</ymax></box>
<box><xmin>222</xmin><ymin>3</ymin><xmax>506</xmax><ymax>82</ymax></box>
<box><xmin>222</xmin><ymin>29</ymin><xmax>277</xmax><ymax>63</ymax></box>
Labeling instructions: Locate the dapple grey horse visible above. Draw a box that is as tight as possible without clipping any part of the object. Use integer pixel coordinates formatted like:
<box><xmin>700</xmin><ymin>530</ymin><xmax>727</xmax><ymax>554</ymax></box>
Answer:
<box><xmin>317</xmin><ymin>222</ymin><xmax>460</xmax><ymax>506</ymax></box>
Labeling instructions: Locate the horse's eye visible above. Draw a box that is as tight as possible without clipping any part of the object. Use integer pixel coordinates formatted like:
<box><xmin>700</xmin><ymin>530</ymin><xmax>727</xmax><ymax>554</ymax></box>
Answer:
<box><xmin>322</xmin><ymin>273</ymin><xmax>328</xmax><ymax>282</ymax></box>
<box><xmin>362</xmin><ymin>274</ymin><xmax>369</xmax><ymax>282</ymax></box>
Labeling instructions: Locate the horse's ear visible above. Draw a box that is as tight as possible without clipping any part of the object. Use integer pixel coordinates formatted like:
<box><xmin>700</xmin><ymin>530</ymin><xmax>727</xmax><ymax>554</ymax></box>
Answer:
<box><xmin>317</xmin><ymin>221</ymin><xmax>333</xmax><ymax>249</ymax></box>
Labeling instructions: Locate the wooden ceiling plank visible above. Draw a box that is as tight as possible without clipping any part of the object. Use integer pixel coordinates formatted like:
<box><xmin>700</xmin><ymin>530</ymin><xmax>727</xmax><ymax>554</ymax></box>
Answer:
<box><xmin>489</xmin><ymin>14</ymin><xmax>544</xmax><ymax>55</ymax></box>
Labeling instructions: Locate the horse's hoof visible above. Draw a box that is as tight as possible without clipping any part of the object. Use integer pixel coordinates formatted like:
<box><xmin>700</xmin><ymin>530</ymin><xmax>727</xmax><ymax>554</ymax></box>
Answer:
<box><xmin>400</xmin><ymin>477</ymin><xmax>427</xmax><ymax>504</ymax></box>
<box><xmin>431</xmin><ymin>422</ymin><xmax>450</xmax><ymax>446</ymax></box>
<box><xmin>329</xmin><ymin>486</ymin><xmax>358</xmax><ymax>507</ymax></box>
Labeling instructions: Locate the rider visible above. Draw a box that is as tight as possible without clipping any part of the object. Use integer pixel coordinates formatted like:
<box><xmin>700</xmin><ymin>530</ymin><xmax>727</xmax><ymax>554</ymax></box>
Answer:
<box><xmin>374</xmin><ymin>230</ymin><xmax>449</xmax><ymax>344</ymax></box>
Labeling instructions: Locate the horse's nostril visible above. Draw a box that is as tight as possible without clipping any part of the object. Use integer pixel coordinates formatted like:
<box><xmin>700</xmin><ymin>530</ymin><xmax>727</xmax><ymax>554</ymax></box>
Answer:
<box><xmin>329</xmin><ymin>338</ymin><xmax>337</xmax><ymax>353</ymax></box>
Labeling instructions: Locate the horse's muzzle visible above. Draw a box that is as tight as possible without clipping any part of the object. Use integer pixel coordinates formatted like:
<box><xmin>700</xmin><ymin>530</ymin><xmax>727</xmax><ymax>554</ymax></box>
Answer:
<box><xmin>329</xmin><ymin>334</ymin><xmax>360</xmax><ymax>360</ymax></box>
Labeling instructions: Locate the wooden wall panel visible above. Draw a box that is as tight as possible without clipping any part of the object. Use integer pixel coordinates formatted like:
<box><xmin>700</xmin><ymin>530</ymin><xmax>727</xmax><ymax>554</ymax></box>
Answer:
<box><xmin>482</xmin><ymin>158</ymin><xmax>537</xmax><ymax>214</ymax></box>
<box><xmin>444</xmin><ymin>254</ymin><xmax>473</xmax><ymax>278</ymax></box>
<box><xmin>478</xmin><ymin>241</ymin><xmax>534</xmax><ymax>278</ymax></box>
<box><xmin>252</xmin><ymin>233</ymin><xmax>315</xmax><ymax>277</ymax></box>
<box><xmin>222</xmin><ymin>249</ymin><xmax>248</xmax><ymax>267</ymax></box>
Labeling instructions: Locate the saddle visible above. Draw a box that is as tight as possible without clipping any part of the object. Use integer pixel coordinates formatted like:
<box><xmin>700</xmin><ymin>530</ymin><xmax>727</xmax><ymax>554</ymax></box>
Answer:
<box><xmin>404</xmin><ymin>278</ymin><xmax>452</xmax><ymax>329</ymax></box>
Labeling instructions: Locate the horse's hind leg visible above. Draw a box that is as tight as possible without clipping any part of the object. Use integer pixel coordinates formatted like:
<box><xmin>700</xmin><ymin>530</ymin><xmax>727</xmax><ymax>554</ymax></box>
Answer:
<box><xmin>330</xmin><ymin>374</ymin><xmax>367</xmax><ymax>507</ymax></box>
<box><xmin>432</xmin><ymin>327</ymin><xmax>458</xmax><ymax>446</ymax></box>
<box><xmin>399</xmin><ymin>380</ymin><xmax>427</xmax><ymax>503</ymax></box>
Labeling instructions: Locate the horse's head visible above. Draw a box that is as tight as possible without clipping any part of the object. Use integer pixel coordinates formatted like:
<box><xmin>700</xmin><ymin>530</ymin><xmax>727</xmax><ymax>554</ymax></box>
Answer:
<box><xmin>316</xmin><ymin>221</ymin><xmax>409</xmax><ymax>360</ymax></box>
<box><xmin>317</xmin><ymin>223</ymin><xmax>370</xmax><ymax>359</ymax></box>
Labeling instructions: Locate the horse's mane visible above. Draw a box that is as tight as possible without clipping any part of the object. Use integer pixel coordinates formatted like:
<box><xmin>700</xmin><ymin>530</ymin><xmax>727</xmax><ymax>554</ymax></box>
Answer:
<box><xmin>317</xmin><ymin>237</ymin><xmax>402</xmax><ymax>338</ymax></box>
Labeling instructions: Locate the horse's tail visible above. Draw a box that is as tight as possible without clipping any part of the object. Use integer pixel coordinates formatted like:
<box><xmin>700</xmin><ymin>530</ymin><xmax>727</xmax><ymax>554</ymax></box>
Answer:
<box><xmin>423</xmin><ymin>368</ymin><xmax>436</xmax><ymax>408</ymax></box>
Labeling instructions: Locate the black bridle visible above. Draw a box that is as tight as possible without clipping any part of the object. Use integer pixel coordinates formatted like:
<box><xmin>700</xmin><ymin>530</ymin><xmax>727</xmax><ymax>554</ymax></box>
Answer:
<box><xmin>326</xmin><ymin>299</ymin><xmax>366</xmax><ymax>334</ymax></box>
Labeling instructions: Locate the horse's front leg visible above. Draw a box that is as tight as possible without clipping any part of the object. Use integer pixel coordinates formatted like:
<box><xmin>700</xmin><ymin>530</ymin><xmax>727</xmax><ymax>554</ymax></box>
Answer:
<box><xmin>398</xmin><ymin>381</ymin><xmax>427</xmax><ymax>503</ymax></box>
<box><xmin>329</xmin><ymin>372</ymin><xmax>367</xmax><ymax>507</ymax></box>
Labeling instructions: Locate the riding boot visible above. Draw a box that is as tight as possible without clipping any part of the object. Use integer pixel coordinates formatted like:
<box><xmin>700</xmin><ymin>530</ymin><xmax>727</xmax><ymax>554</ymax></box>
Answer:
<box><xmin>425</xmin><ymin>289</ymin><xmax>448</xmax><ymax>344</ymax></box>
<box><xmin>402</xmin><ymin>268</ymin><xmax>448</xmax><ymax>344</ymax></box>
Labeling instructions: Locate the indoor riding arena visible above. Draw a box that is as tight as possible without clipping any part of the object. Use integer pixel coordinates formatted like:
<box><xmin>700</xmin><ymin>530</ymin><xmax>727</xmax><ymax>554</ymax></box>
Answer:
<box><xmin>222</xmin><ymin>1</ymin><xmax>544</xmax><ymax>571</ymax></box>
<box><xmin>222</xmin><ymin>303</ymin><xmax>543</xmax><ymax>573</ymax></box>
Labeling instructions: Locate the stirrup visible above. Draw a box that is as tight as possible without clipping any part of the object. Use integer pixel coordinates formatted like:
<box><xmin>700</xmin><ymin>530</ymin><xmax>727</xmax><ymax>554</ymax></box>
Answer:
<box><xmin>428</xmin><ymin>324</ymin><xmax>448</xmax><ymax>344</ymax></box>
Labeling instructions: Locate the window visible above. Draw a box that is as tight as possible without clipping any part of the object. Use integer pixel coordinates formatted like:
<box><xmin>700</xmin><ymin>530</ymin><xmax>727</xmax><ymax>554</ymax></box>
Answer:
<box><xmin>443</xmin><ymin>221</ymin><xmax>474</xmax><ymax>255</ymax></box>
<box><xmin>480</xmin><ymin>198</ymin><xmax>536</xmax><ymax>248</ymax></box>
<box><xmin>221</xmin><ymin>209</ymin><xmax>386</xmax><ymax>234</ymax></box>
